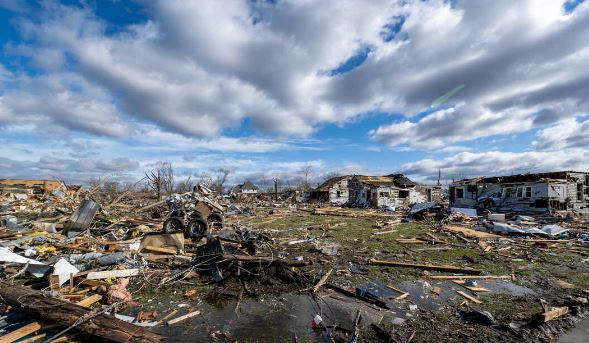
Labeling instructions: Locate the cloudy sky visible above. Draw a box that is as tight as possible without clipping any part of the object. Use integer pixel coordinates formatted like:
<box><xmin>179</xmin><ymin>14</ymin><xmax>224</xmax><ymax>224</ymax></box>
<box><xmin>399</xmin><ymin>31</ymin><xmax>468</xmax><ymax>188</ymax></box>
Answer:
<box><xmin>0</xmin><ymin>0</ymin><xmax>588</xmax><ymax>187</ymax></box>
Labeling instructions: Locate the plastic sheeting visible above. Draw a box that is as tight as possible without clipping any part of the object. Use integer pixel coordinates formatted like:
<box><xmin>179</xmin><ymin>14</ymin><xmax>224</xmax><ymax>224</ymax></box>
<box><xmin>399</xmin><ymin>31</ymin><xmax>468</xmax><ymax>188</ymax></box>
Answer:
<box><xmin>491</xmin><ymin>222</ymin><xmax>567</xmax><ymax>236</ymax></box>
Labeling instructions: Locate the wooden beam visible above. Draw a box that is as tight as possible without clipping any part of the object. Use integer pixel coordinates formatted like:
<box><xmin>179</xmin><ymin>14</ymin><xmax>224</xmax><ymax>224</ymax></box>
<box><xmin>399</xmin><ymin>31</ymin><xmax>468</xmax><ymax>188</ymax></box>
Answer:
<box><xmin>312</xmin><ymin>269</ymin><xmax>332</xmax><ymax>293</ymax></box>
<box><xmin>76</xmin><ymin>294</ymin><xmax>103</xmax><ymax>308</ymax></box>
<box><xmin>369</xmin><ymin>259</ymin><xmax>483</xmax><ymax>275</ymax></box>
<box><xmin>426</xmin><ymin>275</ymin><xmax>510</xmax><ymax>280</ymax></box>
<box><xmin>0</xmin><ymin>281</ymin><xmax>162</xmax><ymax>343</ymax></box>
<box><xmin>143</xmin><ymin>246</ymin><xmax>177</xmax><ymax>255</ymax></box>
<box><xmin>166</xmin><ymin>310</ymin><xmax>201</xmax><ymax>326</ymax></box>
<box><xmin>0</xmin><ymin>322</ymin><xmax>41</xmax><ymax>343</ymax></box>
<box><xmin>457</xmin><ymin>290</ymin><xmax>482</xmax><ymax>304</ymax></box>
<box><xmin>86</xmin><ymin>269</ymin><xmax>139</xmax><ymax>280</ymax></box>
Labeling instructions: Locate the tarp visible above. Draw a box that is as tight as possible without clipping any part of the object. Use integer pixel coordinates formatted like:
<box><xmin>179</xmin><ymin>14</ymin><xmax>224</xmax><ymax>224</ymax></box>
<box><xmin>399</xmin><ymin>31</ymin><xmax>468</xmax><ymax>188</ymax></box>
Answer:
<box><xmin>491</xmin><ymin>223</ymin><xmax>567</xmax><ymax>236</ymax></box>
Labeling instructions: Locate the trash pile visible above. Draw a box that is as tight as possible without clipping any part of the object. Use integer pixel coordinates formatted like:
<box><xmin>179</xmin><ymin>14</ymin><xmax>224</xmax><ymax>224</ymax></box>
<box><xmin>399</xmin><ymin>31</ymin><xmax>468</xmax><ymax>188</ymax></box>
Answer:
<box><xmin>1</xmin><ymin>183</ymin><xmax>589</xmax><ymax>342</ymax></box>
<box><xmin>0</xmin><ymin>183</ymin><xmax>323</xmax><ymax>342</ymax></box>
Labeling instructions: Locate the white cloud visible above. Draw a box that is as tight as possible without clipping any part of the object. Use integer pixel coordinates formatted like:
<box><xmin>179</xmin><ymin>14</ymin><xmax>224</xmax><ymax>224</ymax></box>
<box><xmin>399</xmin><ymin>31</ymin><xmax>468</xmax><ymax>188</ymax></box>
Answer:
<box><xmin>399</xmin><ymin>149</ymin><xmax>589</xmax><ymax>182</ymax></box>
<box><xmin>534</xmin><ymin>117</ymin><xmax>589</xmax><ymax>150</ymax></box>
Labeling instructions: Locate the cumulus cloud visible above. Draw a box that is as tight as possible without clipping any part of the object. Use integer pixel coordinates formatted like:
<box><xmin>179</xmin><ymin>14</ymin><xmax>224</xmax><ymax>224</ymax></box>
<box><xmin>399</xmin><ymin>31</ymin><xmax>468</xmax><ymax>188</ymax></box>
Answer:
<box><xmin>399</xmin><ymin>149</ymin><xmax>589</xmax><ymax>182</ymax></box>
<box><xmin>1</xmin><ymin>0</ymin><xmax>588</xmax><ymax>148</ymax></box>
<box><xmin>533</xmin><ymin>117</ymin><xmax>589</xmax><ymax>150</ymax></box>
<box><xmin>1</xmin><ymin>0</ymin><xmax>588</xmax><ymax>184</ymax></box>
<box><xmin>0</xmin><ymin>156</ymin><xmax>139</xmax><ymax>184</ymax></box>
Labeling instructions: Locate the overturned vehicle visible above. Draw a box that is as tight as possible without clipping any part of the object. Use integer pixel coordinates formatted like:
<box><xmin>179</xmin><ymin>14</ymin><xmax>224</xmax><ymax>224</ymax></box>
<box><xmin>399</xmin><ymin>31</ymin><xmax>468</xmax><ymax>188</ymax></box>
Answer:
<box><xmin>162</xmin><ymin>184</ymin><xmax>225</xmax><ymax>241</ymax></box>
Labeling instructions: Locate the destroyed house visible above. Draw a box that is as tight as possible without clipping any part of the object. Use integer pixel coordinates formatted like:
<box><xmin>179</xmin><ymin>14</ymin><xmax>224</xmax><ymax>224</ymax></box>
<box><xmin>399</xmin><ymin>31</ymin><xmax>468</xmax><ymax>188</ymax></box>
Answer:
<box><xmin>349</xmin><ymin>174</ymin><xmax>423</xmax><ymax>208</ymax></box>
<box><xmin>309</xmin><ymin>176</ymin><xmax>351</xmax><ymax>204</ymax></box>
<box><xmin>232</xmin><ymin>181</ymin><xmax>259</xmax><ymax>195</ymax></box>
<box><xmin>449</xmin><ymin>171</ymin><xmax>589</xmax><ymax>213</ymax></box>
<box><xmin>0</xmin><ymin>179</ymin><xmax>66</xmax><ymax>195</ymax></box>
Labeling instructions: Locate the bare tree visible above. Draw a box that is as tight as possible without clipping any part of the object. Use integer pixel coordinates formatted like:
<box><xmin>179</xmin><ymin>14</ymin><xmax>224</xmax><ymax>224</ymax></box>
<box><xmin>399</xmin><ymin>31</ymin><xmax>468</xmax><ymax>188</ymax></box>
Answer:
<box><xmin>322</xmin><ymin>171</ymin><xmax>341</xmax><ymax>183</ymax></box>
<box><xmin>299</xmin><ymin>163</ymin><xmax>313</xmax><ymax>191</ymax></box>
<box><xmin>175</xmin><ymin>176</ymin><xmax>193</xmax><ymax>193</ymax></box>
<box><xmin>212</xmin><ymin>168</ymin><xmax>231</xmax><ymax>194</ymax></box>
<box><xmin>102</xmin><ymin>181</ymin><xmax>121</xmax><ymax>194</ymax></box>
<box><xmin>145</xmin><ymin>162</ymin><xmax>175</xmax><ymax>200</ymax></box>
<box><xmin>88</xmin><ymin>177</ymin><xmax>101</xmax><ymax>189</ymax></box>
<box><xmin>198</xmin><ymin>172</ymin><xmax>213</xmax><ymax>188</ymax></box>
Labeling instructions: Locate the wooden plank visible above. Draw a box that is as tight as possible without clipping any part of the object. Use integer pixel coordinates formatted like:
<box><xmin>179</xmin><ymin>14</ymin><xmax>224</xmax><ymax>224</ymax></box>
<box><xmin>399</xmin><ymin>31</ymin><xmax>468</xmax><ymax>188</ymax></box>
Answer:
<box><xmin>0</xmin><ymin>281</ymin><xmax>162</xmax><ymax>343</ymax></box>
<box><xmin>542</xmin><ymin>307</ymin><xmax>568</xmax><ymax>322</ymax></box>
<box><xmin>86</xmin><ymin>269</ymin><xmax>139</xmax><ymax>280</ymax></box>
<box><xmin>166</xmin><ymin>310</ymin><xmax>201</xmax><ymax>326</ymax></box>
<box><xmin>369</xmin><ymin>259</ymin><xmax>483</xmax><ymax>275</ymax></box>
<box><xmin>452</xmin><ymin>280</ymin><xmax>491</xmax><ymax>292</ymax></box>
<box><xmin>386</xmin><ymin>285</ymin><xmax>409</xmax><ymax>299</ymax></box>
<box><xmin>0</xmin><ymin>322</ymin><xmax>41</xmax><ymax>343</ymax></box>
<box><xmin>159</xmin><ymin>310</ymin><xmax>178</xmax><ymax>325</ymax></box>
<box><xmin>312</xmin><ymin>269</ymin><xmax>332</xmax><ymax>293</ymax></box>
<box><xmin>445</xmin><ymin>226</ymin><xmax>501</xmax><ymax>239</ymax></box>
<box><xmin>76</xmin><ymin>294</ymin><xmax>102</xmax><ymax>308</ymax></box>
<box><xmin>457</xmin><ymin>290</ymin><xmax>482</xmax><ymax>304</ymax></box>
<box><xmin>143</xmin><ymin>246</ymin><xmax>177</xmax><ymax>255</ymax></box>
<box><xmin>427</xmin><ymin>275</ymin><xmax>510</xmax><ymax>280</ymax></box>
<box><xmin>18</xmin><ymin>333</ymin><xmax>46</xmax><ymax>343</ymax></box>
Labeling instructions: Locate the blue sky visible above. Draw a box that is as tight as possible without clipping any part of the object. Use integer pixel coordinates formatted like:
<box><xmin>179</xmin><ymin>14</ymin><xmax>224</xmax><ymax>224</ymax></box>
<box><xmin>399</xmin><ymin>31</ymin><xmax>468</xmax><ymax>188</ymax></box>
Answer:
<box><xmin>1</xmin><ymin>0</ymin><xmax>588</xmax><ymax>187</ymax></box>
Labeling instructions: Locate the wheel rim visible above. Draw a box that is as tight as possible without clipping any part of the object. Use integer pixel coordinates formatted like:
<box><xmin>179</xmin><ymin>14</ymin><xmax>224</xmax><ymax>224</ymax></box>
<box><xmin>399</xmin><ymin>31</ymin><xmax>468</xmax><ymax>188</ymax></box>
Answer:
<box><xmin>189</xmin><ymin>220</ymin><xmax>206</xmax><ymax>238</ymax></box>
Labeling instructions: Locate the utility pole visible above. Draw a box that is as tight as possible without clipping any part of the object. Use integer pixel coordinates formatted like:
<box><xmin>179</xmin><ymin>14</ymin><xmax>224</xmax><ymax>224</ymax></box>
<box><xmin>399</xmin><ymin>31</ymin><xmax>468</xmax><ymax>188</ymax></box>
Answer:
<box><xmin>273</xmin><ymin>178</ymin><xmax>279</xmax><ymax>201</ymax></box>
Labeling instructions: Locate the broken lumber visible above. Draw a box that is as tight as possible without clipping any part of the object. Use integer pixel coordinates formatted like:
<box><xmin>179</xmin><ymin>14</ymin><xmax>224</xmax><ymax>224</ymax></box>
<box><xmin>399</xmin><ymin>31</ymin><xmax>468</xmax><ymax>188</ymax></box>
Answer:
<box><xmin>166</xmin><ymin>310</ymin><xmax>201</xmax><ymax>326</ymax></box>
<box><xmin>76</xmin><ymin>294</ymin><xmax>103</xmax><ymax>308</ymax></box>
<box><xmin>426</xmin><ymin>275</ymin><xmax>510</xmax><ymax>280</ymax></box>
<box><xmin>457</xmin><ymin>290</ymin><xmax>482</xmax><ymax>304</ymax></box>
<box><xmin>369</xmin><ymin>258</ymin><xmax>483</xmax><ymax>275</ymax></box>
<box><xmin>312</xmin><ymin>269</ymin><xmax>332</xmax><ymax>293</ymax></box>
<box><xmin>0</xmin><ymin>281</ymin><xmax>162</xmax><ymax>343</ymax></box>
<box><xmin>542</xmin><ymin>307</ymin><xmax>568</xmax><ymax>322</ymax></box>
<box><xmin>143</xmin><ymin>246</ymin><xmax>177</xmax><ymax>255</ymax></box>
<box><xmin>0</xmin><ymin>322</ymin><xmax>41</xmax><ymax>343</ymax></box>
<box><xmin>86</xmin><ymin>269</ymin><xmax>139</xmax><ymax>280</ymax></box>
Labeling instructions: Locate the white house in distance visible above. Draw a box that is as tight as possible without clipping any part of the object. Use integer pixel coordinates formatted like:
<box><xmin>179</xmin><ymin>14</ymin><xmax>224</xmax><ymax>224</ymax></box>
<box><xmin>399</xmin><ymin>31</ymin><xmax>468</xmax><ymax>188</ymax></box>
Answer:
<box><xmin>232</xmin><ymin>181</ymin><xmax>259</xmax><ymax>195</ymax></box>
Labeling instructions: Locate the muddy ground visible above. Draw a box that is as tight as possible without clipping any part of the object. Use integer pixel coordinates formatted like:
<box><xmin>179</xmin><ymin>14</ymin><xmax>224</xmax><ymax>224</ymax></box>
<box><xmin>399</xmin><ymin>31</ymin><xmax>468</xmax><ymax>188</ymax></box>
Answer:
<box><xmin>115</xmin><ymin>207</ymin><xmax>589</xmax><ymax>342</ymax></box>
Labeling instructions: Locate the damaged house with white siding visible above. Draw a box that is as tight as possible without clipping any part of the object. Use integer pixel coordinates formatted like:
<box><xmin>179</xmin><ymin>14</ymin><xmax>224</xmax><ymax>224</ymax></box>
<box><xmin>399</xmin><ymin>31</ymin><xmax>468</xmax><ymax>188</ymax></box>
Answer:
<box><xmin>349</xmin><ymin>174</ymin><xmax>426</xmax><ymax>208</ymax></box>
<box><xmin>449</xmin><ymin>171</ymin><xmax>589</xmax><ymax>213</ymax></box>
<box><xmin>309</xmin><ymin>176</ymin><xmax>351</xmax><ymax>204</ymax></box>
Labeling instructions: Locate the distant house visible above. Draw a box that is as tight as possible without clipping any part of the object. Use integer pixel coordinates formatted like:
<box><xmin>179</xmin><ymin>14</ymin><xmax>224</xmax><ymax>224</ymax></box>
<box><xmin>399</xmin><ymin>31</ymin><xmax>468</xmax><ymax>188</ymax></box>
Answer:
<box><xmin>449</xmin><ymin>171</ymin><xmax>589</xmax><ymax>213</ymax></box>
<box><xmin>232</xmin><ymin>181</ymin><xmax>259</xmax><ymax>195</ymax></box>
<box><xmin>0</xmin><ymin>179</ymin><xmax>67</xmax><ymax>195</ymax></box>
<box><xmin>309</xmin><ymin>176</ymin><xmax>351</xmax><ymax>204</ymax></box>
<box><xmin>349</xmin><ymin>174</ymin><xmax>424</xmax><ymax>208</ymax></box>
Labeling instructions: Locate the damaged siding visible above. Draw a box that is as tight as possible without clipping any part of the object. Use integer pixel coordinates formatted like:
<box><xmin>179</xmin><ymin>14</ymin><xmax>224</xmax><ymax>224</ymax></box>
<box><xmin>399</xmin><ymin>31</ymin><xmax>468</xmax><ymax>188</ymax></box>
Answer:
<box><xmin>449</xmin><ymin>171</ymin><xmax>589</xmax><ymax>213</ymax></box>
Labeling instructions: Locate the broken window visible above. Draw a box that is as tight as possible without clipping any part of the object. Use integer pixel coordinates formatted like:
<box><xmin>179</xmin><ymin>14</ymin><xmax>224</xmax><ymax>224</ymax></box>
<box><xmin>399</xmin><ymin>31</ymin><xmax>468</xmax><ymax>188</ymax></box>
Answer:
<box><xmin>398</xmin><ymin>190</ymin><xmax>409</xmax><ymax>198</ymax></box>
<box><xmin>577</xmin><ymin>183</ymin><xmax>583</xmax><ymax>201</ymax></box>
<box><xmin>455</xmin><ymin>188</ymin><xmax>464</xmax><ymax>199</ymax></box>
<box><xmin>498</xmin><ymin>189</ymin><xmax>504</xmax><ymax>198</ymax></box>
<box><xmin>379</xmin><ymin>192</ymin><xmax>389</xmax><ymax>198</ymax></box>
<box><xmin>517</xmin><ymin>187</ymin><xmax>523</xmax><ymax>198</ymax></box>
<box><xmin>525</xmin><ymin>186</ymin><xmax>532</xmax><ymax>198</ymax></box>
<box><xmin>336</xmin><ymin>190</ymin><xmax>341</xmax><ymax>197</ymax></box>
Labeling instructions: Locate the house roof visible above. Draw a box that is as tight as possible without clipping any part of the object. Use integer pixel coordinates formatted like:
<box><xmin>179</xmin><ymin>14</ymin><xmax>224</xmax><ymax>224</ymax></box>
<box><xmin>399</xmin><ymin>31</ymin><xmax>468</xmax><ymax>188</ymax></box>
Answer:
<box><xmin>233</xmin><ymin>180</ymin><xmax>258</xmax><ymax>193</ymax></box>
<box><xmin>315</xmin><ymin>175</ymin><xmax>349</xmax><ymax>192</ymax></box>
<box><xmin>241</xmin><ymin>180</ymin><xmax>258</xmax><ymax>190</ymax></box>
<box><xmin>353</xmin><ymin>174</ymin><xmax>416</xmax><ymax>188</ymax></box>
<box><xmin>452</xmin><ymin>171</ymin><xmax>588</xmax><ymax>185</ymax></box>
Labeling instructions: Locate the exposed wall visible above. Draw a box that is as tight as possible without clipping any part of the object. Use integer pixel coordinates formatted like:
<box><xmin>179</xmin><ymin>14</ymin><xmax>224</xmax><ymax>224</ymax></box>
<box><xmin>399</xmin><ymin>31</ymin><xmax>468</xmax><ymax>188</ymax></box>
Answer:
<box><xmin>449</xmin><ymin>172</ymin><xmax>589</xmax><ymax>212</ymax></box>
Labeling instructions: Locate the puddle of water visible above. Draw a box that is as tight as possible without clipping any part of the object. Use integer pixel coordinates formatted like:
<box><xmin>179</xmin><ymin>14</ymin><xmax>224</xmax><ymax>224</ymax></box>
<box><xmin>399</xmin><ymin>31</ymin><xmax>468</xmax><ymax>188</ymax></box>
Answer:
<box><xmin>558</xmin><ymin>317</ymin><xmax>589</xmax><ymax>343</ymax></box>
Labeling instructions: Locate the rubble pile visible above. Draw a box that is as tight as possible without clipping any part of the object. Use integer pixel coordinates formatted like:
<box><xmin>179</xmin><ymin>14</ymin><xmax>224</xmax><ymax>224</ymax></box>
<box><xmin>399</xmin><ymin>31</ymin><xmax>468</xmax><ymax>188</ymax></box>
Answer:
<box><xmin>1</xmin><ymin>183</ymin><xmax>588</xmax><ymax>342</ymax></box>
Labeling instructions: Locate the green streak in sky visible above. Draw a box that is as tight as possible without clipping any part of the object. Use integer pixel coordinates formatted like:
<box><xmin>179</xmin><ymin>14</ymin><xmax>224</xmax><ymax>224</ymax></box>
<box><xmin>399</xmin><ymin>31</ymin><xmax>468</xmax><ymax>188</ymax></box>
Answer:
<box><xmin>431</xmin><ymin>84</ymin><xmax>465</xmax><ymax>107</ymax></box>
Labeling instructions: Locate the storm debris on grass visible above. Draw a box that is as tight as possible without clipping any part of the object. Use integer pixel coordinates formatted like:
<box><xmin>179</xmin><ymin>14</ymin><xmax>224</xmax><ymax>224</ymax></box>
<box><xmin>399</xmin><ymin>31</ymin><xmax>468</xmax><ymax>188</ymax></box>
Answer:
<box><xmin>0</xmin><ymin>181</ymin><xmax>588</xmax><ymax>342</ymax></box>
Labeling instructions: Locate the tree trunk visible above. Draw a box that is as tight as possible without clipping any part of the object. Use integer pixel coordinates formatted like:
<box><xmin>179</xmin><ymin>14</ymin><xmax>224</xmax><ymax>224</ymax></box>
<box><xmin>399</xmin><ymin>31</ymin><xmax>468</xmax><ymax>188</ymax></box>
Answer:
<box><xmin>0</xmin><ymin>281</ymin><xmax>162</xmax><ymax>343</ymax></box>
